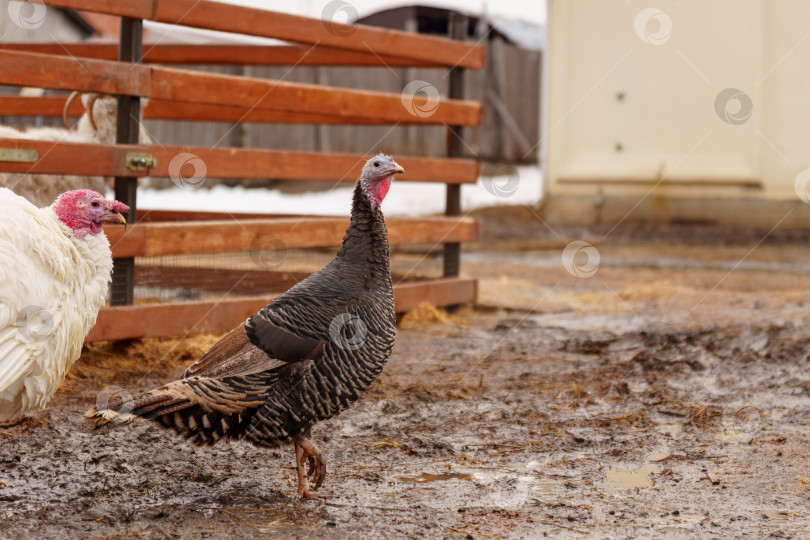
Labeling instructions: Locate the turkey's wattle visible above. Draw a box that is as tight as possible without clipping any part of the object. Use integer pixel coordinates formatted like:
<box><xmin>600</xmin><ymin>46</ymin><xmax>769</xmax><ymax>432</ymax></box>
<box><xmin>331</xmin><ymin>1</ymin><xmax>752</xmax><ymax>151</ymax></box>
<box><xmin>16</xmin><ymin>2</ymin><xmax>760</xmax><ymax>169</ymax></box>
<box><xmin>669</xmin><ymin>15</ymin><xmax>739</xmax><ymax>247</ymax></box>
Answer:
<box><xmin>376</xmin><ymin>177</ymin><xmax>392</xmax><ymax>205</ymax></box>
<box><xmin>0</xmin><ymin>188</ymin><xmax>128</xmax><ymax>421</ymax></box>
<box><xmin>86</xmin><ymin>154</ymin><xmax>404</xmax><ymax>498</ymax></box>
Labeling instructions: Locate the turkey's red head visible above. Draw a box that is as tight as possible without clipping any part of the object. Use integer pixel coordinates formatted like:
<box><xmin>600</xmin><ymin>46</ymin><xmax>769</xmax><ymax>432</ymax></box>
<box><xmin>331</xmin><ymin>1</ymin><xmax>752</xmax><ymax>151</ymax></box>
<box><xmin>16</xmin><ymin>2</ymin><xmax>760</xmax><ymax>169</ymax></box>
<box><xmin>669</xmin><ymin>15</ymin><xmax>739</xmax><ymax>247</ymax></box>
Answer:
<box><xmin>360</xmin><ymin>153</ymin><xmax>405</xmax><ymax>211</ymax></box>
<box><xmin>52</xmin><ymin>189</ymin><xmax>129</xmax><ymax>239</ymax></box>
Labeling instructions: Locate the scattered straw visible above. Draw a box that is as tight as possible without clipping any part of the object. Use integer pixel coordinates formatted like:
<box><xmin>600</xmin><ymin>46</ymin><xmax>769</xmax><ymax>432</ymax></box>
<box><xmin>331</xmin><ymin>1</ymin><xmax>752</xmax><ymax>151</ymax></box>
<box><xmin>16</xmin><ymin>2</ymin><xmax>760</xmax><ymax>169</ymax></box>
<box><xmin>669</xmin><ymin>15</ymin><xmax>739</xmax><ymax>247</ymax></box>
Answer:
<box><xmin>537</xmin><ymin>520</ymin><xmax>590</xmax><ymax>534</ymax></box>
<box><xmin>685</xmin><ymin>405</ymin><xmax>723</xmax><ymax>431</ymax></box>
<box><xmin>398</xmin><ymin>301</ymin><xmax>450</xmax><ymax>329</ymax></box>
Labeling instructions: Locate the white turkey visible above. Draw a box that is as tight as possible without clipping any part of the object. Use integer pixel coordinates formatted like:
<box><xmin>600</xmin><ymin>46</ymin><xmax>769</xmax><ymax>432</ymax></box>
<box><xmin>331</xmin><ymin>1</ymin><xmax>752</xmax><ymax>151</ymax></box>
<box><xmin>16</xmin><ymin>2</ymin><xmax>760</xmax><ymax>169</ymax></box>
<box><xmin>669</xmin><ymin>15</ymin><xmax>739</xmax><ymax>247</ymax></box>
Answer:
<box><xmin>0</xmin><ymin>188</ymin><xmax>128</xmax><ymax>423</ymax></box>
<box><xmin>87</xmin><ymin>154</ymin><xmax>404</xmax><ymax>498</ymax></box>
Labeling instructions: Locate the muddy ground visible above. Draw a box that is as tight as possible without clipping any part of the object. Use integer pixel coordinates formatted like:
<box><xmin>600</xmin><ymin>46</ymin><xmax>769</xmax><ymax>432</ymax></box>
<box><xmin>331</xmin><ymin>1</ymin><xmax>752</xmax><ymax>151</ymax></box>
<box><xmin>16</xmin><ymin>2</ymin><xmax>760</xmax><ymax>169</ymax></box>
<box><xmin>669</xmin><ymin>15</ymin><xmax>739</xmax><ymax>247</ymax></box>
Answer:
<box><xmin>2</xmin><ymin>210</ymin><xmax>810</xmax><ymax>539</ymax></box>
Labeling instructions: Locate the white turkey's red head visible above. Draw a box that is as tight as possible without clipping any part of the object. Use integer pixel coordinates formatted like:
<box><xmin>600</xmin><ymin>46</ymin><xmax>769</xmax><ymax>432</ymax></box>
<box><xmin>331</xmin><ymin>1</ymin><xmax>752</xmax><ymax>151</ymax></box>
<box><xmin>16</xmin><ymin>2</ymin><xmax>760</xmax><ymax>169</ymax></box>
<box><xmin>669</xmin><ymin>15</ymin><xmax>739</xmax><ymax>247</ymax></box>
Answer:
<box><xmin>360</xmin><ymin>153</ymin><xmax>404</xmax><ymax>211</ymax></box>
<box><xmin>52</xmin><ymin>189</ymin><xmax>129</xmax><ymax>239</ymax></box>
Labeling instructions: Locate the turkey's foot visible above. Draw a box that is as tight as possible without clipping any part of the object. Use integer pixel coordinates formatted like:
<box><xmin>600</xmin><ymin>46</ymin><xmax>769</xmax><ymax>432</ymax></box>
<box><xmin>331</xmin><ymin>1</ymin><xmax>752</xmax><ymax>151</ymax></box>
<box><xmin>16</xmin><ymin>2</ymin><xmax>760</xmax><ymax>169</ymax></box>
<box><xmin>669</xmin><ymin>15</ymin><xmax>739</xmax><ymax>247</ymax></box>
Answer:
<box><xmin>293</xmin><ymin>435</ymin><xmax>326</xmax><ymax>499</ymax></box>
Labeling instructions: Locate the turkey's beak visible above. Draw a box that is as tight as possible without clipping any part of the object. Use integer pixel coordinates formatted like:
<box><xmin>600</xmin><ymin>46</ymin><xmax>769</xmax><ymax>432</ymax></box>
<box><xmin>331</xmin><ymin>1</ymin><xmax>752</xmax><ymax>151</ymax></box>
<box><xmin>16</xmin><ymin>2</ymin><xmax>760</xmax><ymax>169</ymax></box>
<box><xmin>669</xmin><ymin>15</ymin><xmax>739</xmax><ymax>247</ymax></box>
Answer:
<box><xmin>386</xmin><ymin>164</ymin><xmax>405</xmax><ymax>176</ymax></box>
<box><xmin>105</xmin><ymin>200</ymin><xmax>130</xmax><ymax>229</ymax></box>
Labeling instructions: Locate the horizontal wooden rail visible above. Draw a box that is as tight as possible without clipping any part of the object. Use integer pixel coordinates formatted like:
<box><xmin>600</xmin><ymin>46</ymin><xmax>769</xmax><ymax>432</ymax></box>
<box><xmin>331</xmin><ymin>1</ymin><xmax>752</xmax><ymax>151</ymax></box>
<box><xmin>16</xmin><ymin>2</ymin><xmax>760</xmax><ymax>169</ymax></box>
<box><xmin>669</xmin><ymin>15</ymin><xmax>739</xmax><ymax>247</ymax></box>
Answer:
<box><xmin>86</xmin><ymin>278</ymin><xmax>477</xmax><ymax>342</ymax></box>
<box><xmin>0</xmin><ymin>137</ymin><xmax>138</xmax><ymax>177</ymax></box>
<box><xmin>136</xmin><ymin>210</ymin><xmax>305</xmax><ymax>222</ymax></box>
<box><xmin>0</xmin><ymin>43</ymin><xmax>444</xmax><ymax>67</ymax></box>
<box><xmin>0</xmin><ymin>50</ymin><xmax>482</xmax><ymax>125</ymax></box>
<box><xmin>41</xmin><ymin>0</ymin><xmax>484</xmax><ymax>69</ymax></box>
<box><xmin>0</xmin><ymin>96</ymin><xmax>455</xmax><ymax>125</ymax></box>
<box><xmin>106</xmin><ymin>216</ymin><xmax>479</xmax><ymax>258</ymax></box>
<box><xmin>0</xmin><ymin>139</ymin><xmax>479</xmax><ymax>182</ymax></box>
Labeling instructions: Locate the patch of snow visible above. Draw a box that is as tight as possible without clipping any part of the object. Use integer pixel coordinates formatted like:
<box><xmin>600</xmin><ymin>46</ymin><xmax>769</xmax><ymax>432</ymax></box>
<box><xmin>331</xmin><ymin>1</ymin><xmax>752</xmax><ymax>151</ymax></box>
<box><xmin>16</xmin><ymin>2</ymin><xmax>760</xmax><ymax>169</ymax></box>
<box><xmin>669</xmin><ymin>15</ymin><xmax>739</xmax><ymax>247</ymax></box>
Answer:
<box><xmin>137</xmin><ymin>165</ymin><xmax>543</xmax><ymax>217</ymax></box>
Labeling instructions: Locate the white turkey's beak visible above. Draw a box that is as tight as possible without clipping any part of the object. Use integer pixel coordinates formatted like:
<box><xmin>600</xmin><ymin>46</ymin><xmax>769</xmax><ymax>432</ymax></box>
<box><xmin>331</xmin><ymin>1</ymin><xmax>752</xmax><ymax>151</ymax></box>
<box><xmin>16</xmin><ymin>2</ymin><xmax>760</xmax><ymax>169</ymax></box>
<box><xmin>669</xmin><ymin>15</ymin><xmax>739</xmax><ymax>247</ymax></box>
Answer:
<box><xmin>385</xmin><ymin>164</ymin><xmax>405</xmax><ymax>176</ymax></box>
<box><xmin>104</xmin><ymin>200</ymin><xmax>129</xmax><ymax>229</ymax></box>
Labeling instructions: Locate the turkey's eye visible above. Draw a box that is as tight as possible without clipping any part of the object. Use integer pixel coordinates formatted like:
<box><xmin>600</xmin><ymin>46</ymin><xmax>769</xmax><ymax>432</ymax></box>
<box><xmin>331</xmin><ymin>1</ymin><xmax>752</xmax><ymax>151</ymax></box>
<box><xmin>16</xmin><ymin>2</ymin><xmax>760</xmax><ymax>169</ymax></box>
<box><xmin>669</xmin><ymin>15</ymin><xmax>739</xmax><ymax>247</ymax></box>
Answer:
<box><xmin>91</xmin><ymin>201</ymin><xmax>101</xmax><ymax>208</ymax></box>
<box><xmin>373</xmin><ymin>161</ymin><xmax>380</xmax><ymax>167</ymax></box>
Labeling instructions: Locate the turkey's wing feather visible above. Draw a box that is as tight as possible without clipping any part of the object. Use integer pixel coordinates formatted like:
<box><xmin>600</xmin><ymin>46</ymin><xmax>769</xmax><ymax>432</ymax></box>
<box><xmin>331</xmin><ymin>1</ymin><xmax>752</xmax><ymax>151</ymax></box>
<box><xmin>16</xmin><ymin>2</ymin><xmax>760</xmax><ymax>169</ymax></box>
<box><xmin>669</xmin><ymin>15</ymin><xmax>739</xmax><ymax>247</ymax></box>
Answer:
<box><xmin>0</xmin><ymin>327</ymin><xmax>37</xmax><ymax>394</ymax></box>
<box><xmin>183</xmin><ymin>323</ymin><xmax>285</xmax><ymax>379</ymax></box>
<box><xmin>245</xmin><ymin>314</ymin><xmax>326</xmax><ymax>363</ymax></box>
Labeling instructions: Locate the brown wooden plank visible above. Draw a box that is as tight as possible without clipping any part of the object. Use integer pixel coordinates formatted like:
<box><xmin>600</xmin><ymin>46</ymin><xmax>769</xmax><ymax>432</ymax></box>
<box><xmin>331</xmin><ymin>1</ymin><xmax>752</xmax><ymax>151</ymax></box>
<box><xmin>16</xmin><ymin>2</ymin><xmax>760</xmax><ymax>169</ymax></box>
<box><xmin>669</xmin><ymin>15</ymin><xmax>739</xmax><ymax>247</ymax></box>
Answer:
<box><xmin>393</xmin><ymin>278</ymin><xmax>478</xmax><ymax>313</ymax></box>
<box><xmin>144</xmin><ymin>148</ymin><xmax>480</xmax><ymax>182</ymax></box>
<box><xmin>41</xmin><ymin>0</ymin><xmax>153</xmax><ymax>18</ymax></box>
<box><xmin>0</xmin><ymin>95</ymin><xmax>390</xmax><ymax>125</ymax></box>
<box><xmin>0</xmin><ymin>96</ymin><xmax>453</xmax><ymax>125</ymax></box>
<box><xmin>389</xmin><ymin>217</ymin><xmax>479</xmax><ymax>248</ymax></box>
<box><xmin>0</xmin><ymin>43</ymin><xmax>444</xmax><ymax>67</ymax></box>
<box><xmin>154</xmin><ymin>0</ymin><xmax>484</xmax><ymax>68</ymax></box>
<box><xmin>0</xmin><ymin>96</ymin><xmax>85</xmax><ymax>119</ymax></box>
<box><xmin>0</xmin><ymin>137</ymin><xmax>144</xmax><ymax>176</ymax></box>
<box><xmin>85</xmin><ymin>278</ymin><xmax>477</xmax><ymax>342</ymax></box>
<box><xmin>107</xmin><ymin>224</ymin><xmax>147</xmax><ymax>259</ymax></box>
<box><xmin>106</xmin><ymin>216</ymin><xmax>479</xmax><ymax>258</ymax></box>
<box><xmin>140</xmin><ymin>100</ymin><xmax>433</xmax><ymax>125</ymax></box>
<box><xmin>148</xmin><ymin>65</ymin><xmax>481</xmax><ymax>126</ymax></box>
<box><xmin>0</xmin><ymin>50</ymin><xmax>150</xmax><ymax>96</ymax></box>
<box><xmin>40</xmin><ymin>0</ymin><xmax>484</xmax><ymax>69</ymax></box>
<box><xmin>0</xmin><ymin>140</ymin><xmax>479</xmax><ymax>184</ymax></box>
<box><xmin>0</xmin><ymin>50</ymin><xmax>482</xmax><ymax>126</ymax></box>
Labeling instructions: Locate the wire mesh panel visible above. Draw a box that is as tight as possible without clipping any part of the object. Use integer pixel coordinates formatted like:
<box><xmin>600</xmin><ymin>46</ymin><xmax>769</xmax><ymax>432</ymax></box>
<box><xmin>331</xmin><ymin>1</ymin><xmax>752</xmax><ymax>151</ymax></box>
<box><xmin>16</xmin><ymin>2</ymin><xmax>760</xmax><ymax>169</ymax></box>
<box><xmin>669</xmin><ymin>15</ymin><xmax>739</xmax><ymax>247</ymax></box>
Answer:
<box><xmin>132</xmin><ymin>246</ymin><xmax>443</xmax><ymax>303</ymax></box>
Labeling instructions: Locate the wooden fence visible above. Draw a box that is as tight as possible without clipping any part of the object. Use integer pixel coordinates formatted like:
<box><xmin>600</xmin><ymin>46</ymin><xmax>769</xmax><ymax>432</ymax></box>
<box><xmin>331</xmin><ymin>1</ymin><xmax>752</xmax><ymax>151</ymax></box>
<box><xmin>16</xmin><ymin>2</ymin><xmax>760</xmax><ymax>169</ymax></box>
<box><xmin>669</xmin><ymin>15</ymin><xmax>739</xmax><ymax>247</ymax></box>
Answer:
<box><xmin>0</xmin><ymin>37</ymin><xmax>537</xmax><ymax>164</ymax></box>
<box><xmin>0</xmin><ymin>0</ymin><xmax>484</xmax><ymax>341</ymax></box>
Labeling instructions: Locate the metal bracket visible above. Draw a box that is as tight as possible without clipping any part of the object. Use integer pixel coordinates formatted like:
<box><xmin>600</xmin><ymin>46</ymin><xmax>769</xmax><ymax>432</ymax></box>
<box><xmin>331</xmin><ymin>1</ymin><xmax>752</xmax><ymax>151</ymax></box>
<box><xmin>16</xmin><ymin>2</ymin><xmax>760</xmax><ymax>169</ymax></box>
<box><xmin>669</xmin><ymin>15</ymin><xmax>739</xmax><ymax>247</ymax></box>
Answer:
<box><xmin>0</xmin><ymin>148</ymin><xmax>38</xmax><ymax>163</ymax></box>
<box><xmin>125</xmin><ymin>152</ymin><xmax>156</xmax><ymax>171</ymax></box>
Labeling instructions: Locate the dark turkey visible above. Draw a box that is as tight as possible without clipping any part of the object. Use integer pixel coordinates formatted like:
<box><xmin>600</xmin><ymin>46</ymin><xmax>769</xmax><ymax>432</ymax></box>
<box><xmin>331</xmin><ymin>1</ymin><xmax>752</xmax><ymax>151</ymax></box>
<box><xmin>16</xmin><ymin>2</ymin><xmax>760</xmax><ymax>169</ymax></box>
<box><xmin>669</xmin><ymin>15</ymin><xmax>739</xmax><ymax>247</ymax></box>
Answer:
<box><xmin>86</xmin><ymin>154</ymin><xmax>403</xmax><ymax>498</ymax></box>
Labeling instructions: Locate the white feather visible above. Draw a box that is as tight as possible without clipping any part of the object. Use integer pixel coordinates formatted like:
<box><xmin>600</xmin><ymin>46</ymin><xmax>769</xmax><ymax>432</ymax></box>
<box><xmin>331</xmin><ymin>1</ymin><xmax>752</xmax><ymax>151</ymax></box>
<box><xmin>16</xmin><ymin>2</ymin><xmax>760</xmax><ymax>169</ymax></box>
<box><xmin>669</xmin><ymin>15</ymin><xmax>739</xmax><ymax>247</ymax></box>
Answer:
<box><xmin>0</xmin><ymin>188</ymin><xmax>113</xmax><ymax>418</ymax></box>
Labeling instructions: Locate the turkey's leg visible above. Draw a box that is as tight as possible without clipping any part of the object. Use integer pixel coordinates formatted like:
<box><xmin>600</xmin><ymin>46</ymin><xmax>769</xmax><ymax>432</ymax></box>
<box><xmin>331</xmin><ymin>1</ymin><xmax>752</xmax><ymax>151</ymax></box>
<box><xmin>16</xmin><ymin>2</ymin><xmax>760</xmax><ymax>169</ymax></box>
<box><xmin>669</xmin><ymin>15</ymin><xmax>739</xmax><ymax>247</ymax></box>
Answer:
<box><xmin>293</xmin><ymin>431</ymin><xmax>326</xmax><ymax>498</ymax></box>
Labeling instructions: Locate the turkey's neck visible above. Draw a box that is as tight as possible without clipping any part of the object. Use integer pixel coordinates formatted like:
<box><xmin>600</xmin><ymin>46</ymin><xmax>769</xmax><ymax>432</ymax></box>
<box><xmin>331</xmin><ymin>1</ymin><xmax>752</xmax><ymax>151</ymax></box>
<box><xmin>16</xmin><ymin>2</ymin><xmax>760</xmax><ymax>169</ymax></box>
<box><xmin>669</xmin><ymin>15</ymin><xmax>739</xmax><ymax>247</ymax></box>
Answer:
<box><xmin>49</xmin><ymin>211</ymin><xmax>114</xmax><ymax>326</ymax></box>
<box><xmin>335</xmin><ymin>181</ymin><xmax>390</xmax><ymax>281</ymax></box>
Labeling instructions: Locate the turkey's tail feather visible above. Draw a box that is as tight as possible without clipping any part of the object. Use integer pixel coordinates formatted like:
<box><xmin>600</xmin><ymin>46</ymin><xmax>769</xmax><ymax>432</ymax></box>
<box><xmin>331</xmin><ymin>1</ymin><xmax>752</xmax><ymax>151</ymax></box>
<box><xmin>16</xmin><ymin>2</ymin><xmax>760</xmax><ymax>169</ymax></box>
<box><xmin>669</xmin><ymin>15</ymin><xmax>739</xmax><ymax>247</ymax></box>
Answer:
<box><xmin>85</xmin><ymin>374</ymin><xmax>274</xmax><ymax>445</ymax></box>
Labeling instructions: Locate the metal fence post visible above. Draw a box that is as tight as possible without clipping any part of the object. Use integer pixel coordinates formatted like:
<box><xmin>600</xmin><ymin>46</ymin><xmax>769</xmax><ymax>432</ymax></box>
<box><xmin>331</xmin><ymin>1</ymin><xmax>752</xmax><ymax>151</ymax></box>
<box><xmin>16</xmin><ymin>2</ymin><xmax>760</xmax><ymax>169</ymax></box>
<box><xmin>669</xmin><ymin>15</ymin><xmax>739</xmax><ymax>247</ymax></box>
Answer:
<box><xmin>443</xmin><ymin>13</ymin><xmax>467</xmax><ymax>278</ymax></box>
<box><xmin>111</xmin><ymin>17</ymin><xmax>143</xmax><ymax>306</ymax></box>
